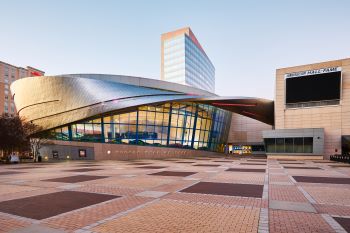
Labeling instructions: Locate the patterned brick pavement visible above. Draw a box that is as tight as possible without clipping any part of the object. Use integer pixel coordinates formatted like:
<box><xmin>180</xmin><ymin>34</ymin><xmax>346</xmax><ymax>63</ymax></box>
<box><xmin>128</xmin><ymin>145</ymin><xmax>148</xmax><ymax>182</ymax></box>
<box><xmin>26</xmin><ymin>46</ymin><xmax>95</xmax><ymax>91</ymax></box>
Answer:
<box><xmin>0</xmin><ymin>157</ymin><xmax>349</xmax><ymax>232</ymax></box>
<box><xmin>92</xmin><ymin>199</ymin><xmax>260</xmax><ymax>233</ymax></box>
<box><xmin>269</xmin><ymin>210</ymin><xmax>335</xmax><ymax>233</ymax></box>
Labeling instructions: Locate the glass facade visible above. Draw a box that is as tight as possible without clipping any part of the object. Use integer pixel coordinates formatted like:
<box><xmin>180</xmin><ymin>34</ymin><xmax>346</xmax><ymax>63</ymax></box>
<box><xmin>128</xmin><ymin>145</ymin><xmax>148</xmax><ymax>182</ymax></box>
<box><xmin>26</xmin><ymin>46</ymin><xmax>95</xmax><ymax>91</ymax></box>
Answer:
<box><xmin>163</xmin><ymin>34</ymin><xmax>215</xmax><ymax>93</ymax></box>
<box><xmin>264</xmin><ymin>137</ymin><xmax>313</xmax><ymax>153</ymax></box>
<box><xmin>46</xmin><ymin>102</ymin><xmax>231</xmax><ymax>153</ymax></box>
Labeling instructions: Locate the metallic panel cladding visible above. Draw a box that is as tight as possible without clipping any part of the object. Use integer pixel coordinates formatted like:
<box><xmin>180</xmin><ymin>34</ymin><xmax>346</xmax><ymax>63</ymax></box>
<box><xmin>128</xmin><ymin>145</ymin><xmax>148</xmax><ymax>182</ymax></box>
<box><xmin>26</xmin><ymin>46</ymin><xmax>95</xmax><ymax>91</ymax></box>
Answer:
<box><xmin>10</xmin><ymin>74</ymin><xmax>274</xmax><ymax>132</ymax></box>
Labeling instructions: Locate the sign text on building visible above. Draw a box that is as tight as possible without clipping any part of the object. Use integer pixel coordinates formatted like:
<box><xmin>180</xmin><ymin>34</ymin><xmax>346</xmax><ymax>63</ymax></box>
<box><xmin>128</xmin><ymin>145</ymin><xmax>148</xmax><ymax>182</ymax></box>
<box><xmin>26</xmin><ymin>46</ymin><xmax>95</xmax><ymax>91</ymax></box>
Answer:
<box><xmin>285</xmin><ymin>67</ymin><xmax>341</xmax><ymax>78</ymax></box>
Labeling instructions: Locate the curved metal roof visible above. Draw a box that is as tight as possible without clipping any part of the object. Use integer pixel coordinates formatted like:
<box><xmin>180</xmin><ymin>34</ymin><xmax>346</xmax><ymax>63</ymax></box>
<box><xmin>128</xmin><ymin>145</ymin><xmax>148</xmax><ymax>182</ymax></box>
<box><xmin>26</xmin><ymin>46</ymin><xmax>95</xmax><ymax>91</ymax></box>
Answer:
<box><xmin>10</xmin><ymin>74</ymin><xmax>274</xmax><ymax>130</ymax></box>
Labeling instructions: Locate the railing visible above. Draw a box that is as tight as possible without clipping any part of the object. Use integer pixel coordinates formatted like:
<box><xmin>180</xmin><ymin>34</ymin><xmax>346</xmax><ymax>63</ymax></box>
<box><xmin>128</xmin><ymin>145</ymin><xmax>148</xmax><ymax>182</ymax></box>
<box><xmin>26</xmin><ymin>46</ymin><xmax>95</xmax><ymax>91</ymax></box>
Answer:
<box><xmin>330</xmin><ymin>154</ymin><xmax>350</xmax><ymax>163</ymax></box>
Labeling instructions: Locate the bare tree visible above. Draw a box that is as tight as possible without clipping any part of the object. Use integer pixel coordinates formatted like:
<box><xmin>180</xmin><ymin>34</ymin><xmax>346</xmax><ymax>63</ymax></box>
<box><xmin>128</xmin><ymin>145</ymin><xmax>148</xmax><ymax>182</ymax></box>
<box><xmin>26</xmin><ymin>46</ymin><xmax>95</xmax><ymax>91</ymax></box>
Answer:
<box><xmin>23</xmin><ymin>121</ymin><xmax>51</xmax><ymax>162</ymax></box>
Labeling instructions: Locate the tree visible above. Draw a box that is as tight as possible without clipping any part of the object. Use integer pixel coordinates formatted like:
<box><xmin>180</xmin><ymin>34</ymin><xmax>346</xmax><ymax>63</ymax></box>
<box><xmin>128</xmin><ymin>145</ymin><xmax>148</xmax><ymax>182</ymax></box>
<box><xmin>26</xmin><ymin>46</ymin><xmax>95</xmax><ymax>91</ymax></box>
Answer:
<box><xmin>0</xmin><ymin>114</ymin><xmax>52</xmax><ymax>162</ymax></box>
<box><xmin>23</xmin><ymin>121</ymin><xmax>51</xmax><ymax>162</ymax></box>
<box><xmin>0</xmin><ymin>113</ymin><xmax>30</xmax><ymax>158</ymax></box>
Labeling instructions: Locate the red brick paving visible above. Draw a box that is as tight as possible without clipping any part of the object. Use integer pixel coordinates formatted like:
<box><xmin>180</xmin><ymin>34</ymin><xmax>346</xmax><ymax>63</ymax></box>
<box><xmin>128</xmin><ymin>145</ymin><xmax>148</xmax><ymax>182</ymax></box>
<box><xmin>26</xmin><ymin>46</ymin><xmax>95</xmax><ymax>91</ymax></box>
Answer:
<box><xmin>92</xmin><ymin>199</ymin><xmax>260</xmax><ymax>233</ymax></box>
<box><xmin>148</xmin><ymin>171</ymin><xmax>197</xmax><ymax>177</ymax></box>
<box><xmin>1</xmin><ymin>157</ymin><xmax>350</xmax><ymax>232</ymax></box>
<box><xmin>269</xmin><ymin>185</ymin><xmax>308</xmax><ymax>202</ymax></box>
<box><xmin>314</xmin><ymin>204</ymin><xmax>350</xmax><ymax>216</ymax></box>
<box><xmin>0</xmin><ymin>171</ymin><xmax>25</xmax><ymax>175</ymax></box>
<box><xmin>164</xmin><ymin>192</ymin><xmax>268</xmax><ymax>208</ymax></box>
<box><xmin>0</xmin><ymin>213</ymin><xmax>32</xmax><ymax>233</ymax></box>
<box><xmin>43</xmin><ymin>175</ymin><xmax>109</xmax><ymax>183</ymax></box>
<box><xmin>180</xmin><ymin>181</ymin><xmax>264</xmax><ymax>198</ymax></box>
<box><xmin>226</xmin><ymin>168</ymin><xmax>266</xmax><ymax>172</ymax></box>
<box><xmin>0</xmin><ymin>191</ymin><xmax>119</xmax><ymax>220</ymax></box>
<box><xmin>269</xmin><ymin>210</ymin><xmax>334</xmax><ymax>233</ymax></box>
<box><xmin>333</xmin><ymin>217</ymin><xmax>350</xmax><ymax>232</ymax></box>
<box><xmin>44</xmin><ymin>196</ymin><xmax>152</xmax><ymax>232</ymax></box>
<box><xmin>293</xmin><ymin>176</ymin><xmax>350</xmax><ymax>184</ymax></box>
<box><xmin>65</xmin><ymin>168</ymin><xmax>102</xmax><ymax>172</ymax></box>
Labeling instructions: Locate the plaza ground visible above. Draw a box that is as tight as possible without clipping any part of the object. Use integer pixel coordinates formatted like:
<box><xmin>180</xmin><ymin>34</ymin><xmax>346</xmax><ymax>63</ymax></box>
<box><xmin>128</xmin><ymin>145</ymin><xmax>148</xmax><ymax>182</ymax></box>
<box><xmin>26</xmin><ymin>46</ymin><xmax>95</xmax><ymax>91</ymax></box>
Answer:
<box><xmin>1</xmin><ymin>157</ymin><xmax>350</xmax><ymax>232</ymax></box>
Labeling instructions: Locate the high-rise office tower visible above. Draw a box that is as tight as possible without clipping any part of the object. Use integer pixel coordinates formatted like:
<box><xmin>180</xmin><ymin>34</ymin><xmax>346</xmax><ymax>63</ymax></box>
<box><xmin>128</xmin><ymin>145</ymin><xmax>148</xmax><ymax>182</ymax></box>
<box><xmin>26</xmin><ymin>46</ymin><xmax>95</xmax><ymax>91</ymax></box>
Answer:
<box><xmin>0</xmin><ymin>61</ymin><xmax>44</xmax><ymax>116</ymax></box>
<box><xmin>161</xmin><ymin>27</ymin><xmax>215</xmax><ymax>93</ymax></box>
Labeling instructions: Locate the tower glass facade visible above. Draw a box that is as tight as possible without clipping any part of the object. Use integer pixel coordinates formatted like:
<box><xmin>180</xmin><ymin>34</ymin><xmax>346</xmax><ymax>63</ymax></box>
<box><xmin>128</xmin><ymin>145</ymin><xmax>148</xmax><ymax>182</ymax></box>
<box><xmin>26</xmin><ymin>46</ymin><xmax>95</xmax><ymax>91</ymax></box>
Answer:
<box><xmin>162</xmin><ymin>28</ymin><xmax>215</xmax><ymax>93</ymax></box>
<box><xmin>46</xmin><ymin>102</ymin><xmax>231</xmax><ymax>153</ymax></box>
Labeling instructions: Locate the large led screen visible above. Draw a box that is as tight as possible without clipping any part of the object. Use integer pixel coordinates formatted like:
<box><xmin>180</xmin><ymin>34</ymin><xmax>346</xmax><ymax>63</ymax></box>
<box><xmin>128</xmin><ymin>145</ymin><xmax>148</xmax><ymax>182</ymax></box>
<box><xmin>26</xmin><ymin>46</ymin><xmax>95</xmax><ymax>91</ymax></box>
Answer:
<box><xmin>286</xmin><ymin>71</ymin><xmax>341</xmax><ymax>104</ymax></box>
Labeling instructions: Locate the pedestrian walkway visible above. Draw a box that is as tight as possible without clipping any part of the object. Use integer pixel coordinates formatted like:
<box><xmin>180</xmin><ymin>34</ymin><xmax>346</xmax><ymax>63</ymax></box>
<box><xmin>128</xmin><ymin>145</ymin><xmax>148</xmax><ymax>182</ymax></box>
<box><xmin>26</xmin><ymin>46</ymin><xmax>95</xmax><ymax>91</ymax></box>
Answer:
<box><xmin>0</xmin><ymin>157</ymin><xmax>349</xmax><ymax>232</ymax></box>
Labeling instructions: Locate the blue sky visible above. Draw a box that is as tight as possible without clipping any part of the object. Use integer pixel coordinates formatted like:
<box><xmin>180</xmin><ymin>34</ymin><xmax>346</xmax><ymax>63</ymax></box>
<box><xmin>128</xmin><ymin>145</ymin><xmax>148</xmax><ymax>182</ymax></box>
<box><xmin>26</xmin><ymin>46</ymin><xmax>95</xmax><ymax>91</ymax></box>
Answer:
<box><xmin>1</xmin><ymin>0</ymin><xmax>350</xmax><ymax>99</ymax></box>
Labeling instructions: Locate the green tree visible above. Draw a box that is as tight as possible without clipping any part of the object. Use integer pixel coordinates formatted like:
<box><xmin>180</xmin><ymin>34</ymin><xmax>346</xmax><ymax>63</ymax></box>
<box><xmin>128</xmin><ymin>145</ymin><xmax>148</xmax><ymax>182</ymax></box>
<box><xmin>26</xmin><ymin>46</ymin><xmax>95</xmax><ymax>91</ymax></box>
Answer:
<box><xmin>0</xmin><ymin>113</ymin><xmax>30</xmax><ymax>158</ymax></box>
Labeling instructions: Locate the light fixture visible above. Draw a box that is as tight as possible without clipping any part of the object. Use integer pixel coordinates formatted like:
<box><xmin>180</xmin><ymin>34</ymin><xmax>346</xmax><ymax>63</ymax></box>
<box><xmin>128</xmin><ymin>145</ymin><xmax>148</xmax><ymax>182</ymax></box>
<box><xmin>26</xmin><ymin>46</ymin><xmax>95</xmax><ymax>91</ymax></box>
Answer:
<box><xmin>66</xmin><ymin>155</ymin><xmax>70</xmax><ymax>159</ymax></box>
<box><xmin>107</xmin><ymin>150</ymin><xmax>111</xmax><ymax>154</ymax></box>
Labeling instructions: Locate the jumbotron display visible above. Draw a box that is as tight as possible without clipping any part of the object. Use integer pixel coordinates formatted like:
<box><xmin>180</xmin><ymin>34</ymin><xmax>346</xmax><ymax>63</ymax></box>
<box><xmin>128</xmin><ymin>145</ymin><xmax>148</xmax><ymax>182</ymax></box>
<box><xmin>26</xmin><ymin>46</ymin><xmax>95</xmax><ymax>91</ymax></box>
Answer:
<box><xmin>286</xmin><ymin>71</ymin><xmax>341</xmax><ymax>104</ymax></box>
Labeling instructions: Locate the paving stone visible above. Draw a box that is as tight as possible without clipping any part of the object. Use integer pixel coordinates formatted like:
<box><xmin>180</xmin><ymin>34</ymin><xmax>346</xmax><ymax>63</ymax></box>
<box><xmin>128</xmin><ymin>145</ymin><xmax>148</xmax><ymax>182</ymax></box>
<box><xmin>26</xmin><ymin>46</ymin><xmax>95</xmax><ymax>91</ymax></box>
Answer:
<box><xmin>174</xmin><ymin>161</ymin><xmax>195</xmax><ymax>164</ymax></box>
<box><xmin>1</xmin><ymin>157</ymin><xmax>349</xmax><ymax>232</ymax></box>
<box><xmin>279</xmin><ymin>162</ymin><xmax>304</xmax><ymax>164</ymax></box>
<box><xmin>180</xmin><ymin>181</ymin><xmax>264</xmax><ymax>198</ymax></box>
<box><xmin>43</xmin><ymin>196</ymin><xmax>152</xmax><ymax>232</ymax></box>
<box><xmin>293</xmin><ymin>176</ymin><xmax>350</xmax><ymax>184</ymax></box>
<box><xmin>269</xmin><ymin>182</ymin><xmax>294</xmax><ymax>185</ymax></box>
<box><xmin>148</xmin><ymin>171</ymin><xmax>196</xmax><ymax>177</ymax></box>
<box><xmin>269</xmin><ymin>209</ymin><xmax>334</xmax><ymax>233</ymax></box>
<box><xmin>43</xmin><ymin>175</ymin><xmax>109</xmax><ymax>183</ymax></box>
<box><xmin>240</xmin><ymin>163</ymin><xmax>266</xmax><ymax>165</ymax></box>
<box><xmin>10</xmin><ymin>224</ymin><xmax>66</xmax><ymax>233</ymax></box>
<box><xmin>9</xmin><ymin>167</ymin><xmax>41</xmax><ymax>170</ymax></box>
<box><xmin>322</xmin><ymin>214</ymin><xmax>347</xmax><ymax>233</ymax></box>
<box><xmin>92</xmin><ymin>199</ymin><xmax>260</xmax><ymax>233</ymax></box>
<box><xmin>0</xmin><ymin>171</ymin><xmax>25</xmax><ymax>176</ymax></box>
<box><xmin>128</xmin><ymin>162</ymin><xmax>152</xmax><ymax>165</ymax></box>
<box><xmin>0</xmin><ymin>191</ymin><xmax>119</xmax><ymax>220</ymax></box>
<box><xmin>269</xmin><ymin>200</ymin><xmax>317</xmax><ymax>213</ymax></box>
<box><xmin>58</xmin><ymin>184</ymin><xmax>83</xmax><ymax>190</ymax></box>
<box><xmin>193</xmin><ymin>164</ymin><xmax>220</xmax><ymax>167</ymax></box>
<box><xmin>329</xmin><ymin>165</ymin><xmax>350</xmax><ymax>168</ymax></box>
<box><xmin>120</xmin><ymin>174</ymin><xmax>137</xmax><ymax>178</ymax></box>
<box><xmin>135</xmin><ymin>191</ymin><xmax>169</xmax><ymax>198</ymax></box>
<box><xmin>312</xmin><ymin>160</ymin><xmax>336</xmax><ymax>163</ymax></box>
<box><xmin>75</xmin><ymin>164</ymin><xmax>101</xmax><ymax>167</ymax></box>
<box><xmin>301</xmin><ymin>186</ymin><xmax>350</xmax><ymax>205</ymax></box>
<box><xmin>226</xmin><ymin>168</ymin><xmax>265</xmax><ymax>172</ymax></box>
<box><xmin>213</xmin><ymin>160</ymin><xmax>233</xmax><ymax>163</ymax></box>
<box><xmin>283</xmin><ymin>166</ymin><xmax>322</xmax><ymax>169</ymax></box>
<box><xmin>333</xmin><ymin>217</ymin><xmax>350</xmax><ymax>232</ymax></box>
<box><xmin>136</xmin><ymin>166</ymin><xmax>167</xmax><ymax>169</ymax></box>
<box><xmin>66</xmin><ymin>168</ymin><xmax>102</xmax><ymax>172</ymax></box>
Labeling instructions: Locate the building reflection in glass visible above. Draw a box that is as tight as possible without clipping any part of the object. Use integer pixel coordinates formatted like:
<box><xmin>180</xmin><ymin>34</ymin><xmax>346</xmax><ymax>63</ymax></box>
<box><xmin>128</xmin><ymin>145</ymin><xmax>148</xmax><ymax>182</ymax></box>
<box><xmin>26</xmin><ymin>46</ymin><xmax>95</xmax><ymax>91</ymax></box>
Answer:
<box><xmin>47</xmin><ymin>102</ymin><xmax>231</xmax><ymax>152</ymax></box>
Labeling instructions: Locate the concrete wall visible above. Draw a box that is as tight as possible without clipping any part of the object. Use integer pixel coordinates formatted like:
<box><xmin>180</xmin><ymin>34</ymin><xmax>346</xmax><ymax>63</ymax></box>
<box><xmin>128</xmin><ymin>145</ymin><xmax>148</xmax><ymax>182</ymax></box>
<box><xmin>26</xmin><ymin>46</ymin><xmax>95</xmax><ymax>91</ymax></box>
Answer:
<box><xmin>228</xmin><ymin>113</ymin><xmax>272</xmax><ymax>144</ymax></box>
<box><xmin>40</xmin><ymin>140</ymin><xmax>224</xmax><ymax>161</ymax></box>
<box><xmin>275</xmin><ymin>58</ymin><xmax>350</xmax><ymax>157</ymax></box>
<box><xmin>40</xmin><ymin>143</ymin><xmax>94</xmax><ymax>160</ymax></box>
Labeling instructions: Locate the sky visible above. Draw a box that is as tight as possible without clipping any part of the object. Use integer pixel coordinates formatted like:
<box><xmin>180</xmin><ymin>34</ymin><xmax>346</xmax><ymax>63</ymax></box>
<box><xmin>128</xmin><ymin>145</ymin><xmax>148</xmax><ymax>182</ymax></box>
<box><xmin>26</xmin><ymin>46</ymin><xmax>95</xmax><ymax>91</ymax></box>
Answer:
<box><xmin>1</xmin><ymin>0</ymin><xmax>350</xmax><ymax>99</ymax></box>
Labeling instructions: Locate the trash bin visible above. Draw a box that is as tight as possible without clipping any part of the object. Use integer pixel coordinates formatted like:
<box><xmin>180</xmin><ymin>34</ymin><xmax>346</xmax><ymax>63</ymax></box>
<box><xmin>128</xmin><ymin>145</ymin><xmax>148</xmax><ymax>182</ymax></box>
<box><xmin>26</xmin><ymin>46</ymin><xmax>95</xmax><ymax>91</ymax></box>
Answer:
<box><xmin>38</xmin><ymin>155</ymin><xmax>42</xmax><ymax>162</ymax></box>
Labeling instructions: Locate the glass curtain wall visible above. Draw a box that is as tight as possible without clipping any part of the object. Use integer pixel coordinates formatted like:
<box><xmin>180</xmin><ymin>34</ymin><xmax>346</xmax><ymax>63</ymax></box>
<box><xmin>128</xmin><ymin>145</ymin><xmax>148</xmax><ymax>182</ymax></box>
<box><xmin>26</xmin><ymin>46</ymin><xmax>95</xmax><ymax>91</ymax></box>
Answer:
<box><xmin>46</xmin><ymin>102</ymin><xmax>231</xmax><ymax>153</ymax></box>
<box><xmin>264</xmin><ymin>137</ymin><xmax>313</xmax><ymax>154</ymax></box>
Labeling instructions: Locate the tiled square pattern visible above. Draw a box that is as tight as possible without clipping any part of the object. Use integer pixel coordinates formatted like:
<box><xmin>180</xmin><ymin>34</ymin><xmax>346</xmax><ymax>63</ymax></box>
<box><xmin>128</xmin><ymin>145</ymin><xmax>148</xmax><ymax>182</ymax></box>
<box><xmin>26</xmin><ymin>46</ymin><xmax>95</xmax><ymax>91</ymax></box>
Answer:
<box><xmin>0</xmin><ymin>157</ymin><xmax>349</xmax><ymax>232</ymax></box>
<box><xmin>180</xmin><ymin>181</ymin><xmax>264</xmax><ymax>198</ymax></box>
<box><xmin>333</xmin><ymin>217</ymin><xmax>350</xmax><ymax>232</ymax></box>
<box><xmin>66</xmin><ymin>168</ymin><xmax>102</xmax><ymax>172</ymax></box>
<box><xmin>148</xmin><ymin>171</ymin><xmax>197</xmax><ymax>177</ymax></box>
<box><xmin>43</xmin><ymin>175</ymin><xmax>109</xmax><ymax>183</ymax></box>
<box><xmin>0</xmin><ymin>191</ymin><xmax>119</xmax><ymax>220</ymax></box>
<box><xmin>92</xmin><ymin>199</ymin><xmax>260</xmax><ymax>233</ymax></box>
<box><xmin>226</xmin><ymin>168</ymin><xmax>265</xmax><ymax>173</ymax></box>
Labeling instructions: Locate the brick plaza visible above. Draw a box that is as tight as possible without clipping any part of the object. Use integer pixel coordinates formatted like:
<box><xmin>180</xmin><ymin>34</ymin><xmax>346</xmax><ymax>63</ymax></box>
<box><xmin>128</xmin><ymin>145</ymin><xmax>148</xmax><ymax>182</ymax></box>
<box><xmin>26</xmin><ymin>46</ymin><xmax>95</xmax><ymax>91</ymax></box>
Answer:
<box><xmin>0</xmin><ymin>157</ymin><xmax>350</xmax><ymax>233</ymax></box>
